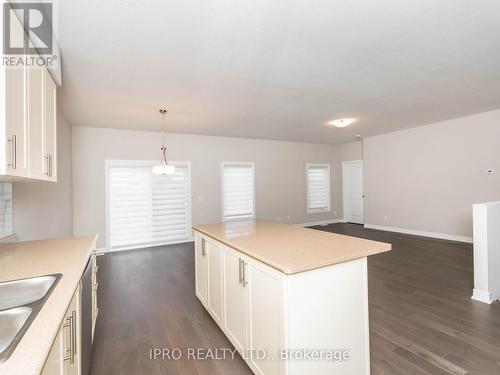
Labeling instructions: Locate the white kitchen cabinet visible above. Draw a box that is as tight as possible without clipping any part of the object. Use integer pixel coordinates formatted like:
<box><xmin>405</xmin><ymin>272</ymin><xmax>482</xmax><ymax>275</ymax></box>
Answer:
<box><xmin>3</xmin><ymin>12</ymin><xmax>28</xmax><ymax>178</ymax></box>
<box><xmin>247</xmin><ymin>261</ymin><xmax>284</xmax><ymax>375</ymax></box>
<box><xmin>194</xmin><ymin>234</ymin><xmax>208</xmax><ymax>307</ymax></box>
<box><xmin>28</xmin><ymin>65</ymin><xmax>45</xmax><ymax>179</ymax></box>
<box><xmin>41</xmin><ymin>284</ymin><xmax>81</xmax><ymax>375</ymax></box>
<box><xmin>41</xmin><ymin>327</ymin><xmax>63</xmax><ymax>375</ymax></box>
<box><xmin>1</xmin><ymin>9</ymin><xmax>58</xmax><ymax>181</ymax></box>
<box><xmin>207</xmin><ymin>240</ymin><xmax>223</xmax><ymax>325</ymax></box>
<box><xmin>222</xmin><ymin>246</ymin><xmax>249</xmax><ymax>354</ymax></box>
<box><xmin>62</xmin><ymin>285</ymin><xmax>81</xmax><ymax>375</ymax></box>
<box><xmin>43</xmin><ymin>67</ymin><xmax>57</xmax><ymax>181</ymax></box>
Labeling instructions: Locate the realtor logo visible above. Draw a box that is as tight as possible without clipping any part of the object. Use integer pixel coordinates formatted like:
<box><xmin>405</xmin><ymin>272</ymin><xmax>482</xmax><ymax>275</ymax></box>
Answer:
<box><xmin>3</xmin><ymin>2</ymin><xmax>53</xmax><ymax>55</ymax></box>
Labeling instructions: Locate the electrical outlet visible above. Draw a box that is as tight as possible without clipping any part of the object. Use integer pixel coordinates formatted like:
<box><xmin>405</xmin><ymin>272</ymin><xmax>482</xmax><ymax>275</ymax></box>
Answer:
<box><xmin>384</xmin><ymin>215</ymin><xmax>388</xmax><ymax>221</ymax></box>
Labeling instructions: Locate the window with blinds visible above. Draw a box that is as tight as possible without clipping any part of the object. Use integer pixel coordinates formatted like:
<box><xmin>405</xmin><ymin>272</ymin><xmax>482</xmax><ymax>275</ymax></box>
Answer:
<box><xmin>222</xmin><ymin>162</ymin><xmax>255</xmax><ymax>221</ymax></box>
<box><xmin>106</xmin><ymin>161</ymin><xmax>191</xmax><ymax>251</ymax></box>
<box><xmin>306</xmin><ymin>164</ymin><xmax>331</xmax><ymax>213</ymax></box>
<box><xmin>0</xmin><ymin>183</ymin><xmax>13</xmax><ymax>237</ymax></box>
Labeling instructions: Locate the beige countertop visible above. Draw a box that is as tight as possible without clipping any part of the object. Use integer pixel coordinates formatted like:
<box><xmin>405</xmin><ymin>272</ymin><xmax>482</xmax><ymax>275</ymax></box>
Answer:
<box><xmin>193</xmin><ymin>220</ymin><xmax>391</xmax><ymax>274</ymax></box>
<box><xmin>0</xmin><ymin>236</ymin><xmax>97</xmax><ymax>375</ymax></box>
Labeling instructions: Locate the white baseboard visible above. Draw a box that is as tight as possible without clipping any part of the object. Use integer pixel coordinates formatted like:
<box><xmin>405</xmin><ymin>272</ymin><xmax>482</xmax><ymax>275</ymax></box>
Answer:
<box><xmin>296</xmin><ymin>219</ymin><xmax>344</xmax><ymax>228</ymax></box>
<box><xmin>364</xmin><ymin>224</ymin><xmax>473</xmax><ymax>243</ymax></box>
<box><xmin>471</xmin><ymin>289</ymin><xmax>498</xmax><ymax>304</ymax></box>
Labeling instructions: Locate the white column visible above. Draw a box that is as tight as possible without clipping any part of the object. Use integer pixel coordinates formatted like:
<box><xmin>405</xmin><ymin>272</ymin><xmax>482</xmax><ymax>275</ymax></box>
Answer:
<box><xmin>472</xmin><ymin>201</ymin><xmax>500</xmax><ymax>304</ymax></box>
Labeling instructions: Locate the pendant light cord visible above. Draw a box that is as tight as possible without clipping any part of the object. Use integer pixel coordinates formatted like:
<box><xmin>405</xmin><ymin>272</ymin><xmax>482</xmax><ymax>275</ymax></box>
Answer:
<box><xmin>162</xmin><ymin>109</ymin><xmax>166</xmax><ymax>147</ymax></box>
<box><xmin>159</xmin><ymin>109</ymin><xmax>168</xmax><ymax>163</ymax></box>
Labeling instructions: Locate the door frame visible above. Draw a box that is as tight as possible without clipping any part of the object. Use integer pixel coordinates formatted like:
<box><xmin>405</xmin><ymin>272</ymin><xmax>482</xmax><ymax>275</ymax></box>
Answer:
<box><xmin>342</xmin><ymin>160</ymin><xmax>364</xmax><ymax>224</ymax></box>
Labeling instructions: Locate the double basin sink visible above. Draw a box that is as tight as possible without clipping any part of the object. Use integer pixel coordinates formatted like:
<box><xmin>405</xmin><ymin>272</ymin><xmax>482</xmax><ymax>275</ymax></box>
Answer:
<box><xmin>0</xmin><ymin>274</ymin><xmax>61</xmax><ymax>362</ymax></box>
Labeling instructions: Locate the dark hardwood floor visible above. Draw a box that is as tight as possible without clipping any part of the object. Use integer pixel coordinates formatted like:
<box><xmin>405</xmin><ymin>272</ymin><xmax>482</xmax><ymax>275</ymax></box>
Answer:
<box><xmin>90</xmin><ymin>223</ymin><xmax>500</xmax><ymax>375</ymax></box>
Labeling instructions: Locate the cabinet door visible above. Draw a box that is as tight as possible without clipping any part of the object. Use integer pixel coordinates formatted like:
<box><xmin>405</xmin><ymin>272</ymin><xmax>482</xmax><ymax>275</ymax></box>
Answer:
<box><xmin>248</xmin><ymin>262</ymin><xmax>284</xmax><ymax>375</ymax></box>
<box><xmin>223</xmin><ymin>248</ymin><xmax>248</xmax><ymax>353</ymax></box>
<box><xmin>41</xmin><ymin>328</ymin><xmax>64</xmax><ymax>375</ymax></box>
<box><xmin>195</xmin><ymin>234</ymin><xmax>208</xmax><ymax>307</ymax></box>
<box><xmin>63</xmin><ymin>286</ymin><xmax>80</xmax><ymax>375</ymax></box>
<box><xmin>207</xmin><ymin>240</ymin><xmax>223</xmax><ymax>325</ymax></box>
<box><xmin>43</xmin><ymin>68</ymin><xmax>57</xmax><ymax>181</ymax></box>
<box><xmin>28</xmin><ymin>65</ymin><xmax>45</xmax><ymax>179</ymax></box>
<box><xmin>5</xmin><ymin>12</ymin><xmax>28</xmax><ymax>177</ymax></box>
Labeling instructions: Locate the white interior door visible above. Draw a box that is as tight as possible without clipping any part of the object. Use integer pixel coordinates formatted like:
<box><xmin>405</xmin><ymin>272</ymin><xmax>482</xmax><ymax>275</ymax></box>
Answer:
<box><xmin>343</xmin><ymin>160</ymin><xmax>364</xmax><ymax>224</ymax></box>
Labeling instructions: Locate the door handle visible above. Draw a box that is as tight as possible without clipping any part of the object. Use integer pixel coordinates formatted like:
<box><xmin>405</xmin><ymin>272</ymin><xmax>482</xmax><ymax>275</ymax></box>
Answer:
<box><xmin>7</xmin><ymin>135</ymin><xmax>16</xmax><ymax>169</ymax></box>
<box><xmin>201</xmin><ymin>239</ymin><xmax>206</xmax><ymax>256</ymax></box>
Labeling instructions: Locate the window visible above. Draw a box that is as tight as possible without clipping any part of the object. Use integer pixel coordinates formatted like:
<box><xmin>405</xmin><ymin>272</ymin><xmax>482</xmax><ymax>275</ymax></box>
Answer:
<box><xmin>306</xmin><ymin>163</ymin><xmax>331</xmax><ymax>213</ymax></box>
<box><xmin>106</xmin><ymin>161</ymin><xmax>191</xmax><ymax>251</ymax></box>
<box><xmin>222</xmin><ymin>162</ymin><xmax>255</xmax><ymax>221</ymax></box>
<box><xmin>0</xmin><ymin>183</ymin><xmax>13</xmax><ymax>238</ymax></box>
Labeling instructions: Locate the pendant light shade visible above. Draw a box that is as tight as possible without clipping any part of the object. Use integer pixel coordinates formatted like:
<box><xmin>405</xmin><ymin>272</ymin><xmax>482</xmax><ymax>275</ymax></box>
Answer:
<box><xmin>153</xmin><ymin>109</ymin><xmax>175</xmax><ymax>176</ymax></box>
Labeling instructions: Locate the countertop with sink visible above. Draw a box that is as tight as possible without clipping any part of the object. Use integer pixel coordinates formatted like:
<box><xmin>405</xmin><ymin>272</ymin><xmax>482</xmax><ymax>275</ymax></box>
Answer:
<box><xmin>0</xmin><ymin>236</ymin><xmax>97</xmax><ymax>375</ymax></box>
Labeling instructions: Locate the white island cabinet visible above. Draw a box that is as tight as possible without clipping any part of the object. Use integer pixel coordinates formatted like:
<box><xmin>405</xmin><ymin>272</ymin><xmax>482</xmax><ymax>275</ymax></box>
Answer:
<box><xmin>194</xmin><ymin>220</ymin><xmax>391</xmax><ymax>375</ymax></box>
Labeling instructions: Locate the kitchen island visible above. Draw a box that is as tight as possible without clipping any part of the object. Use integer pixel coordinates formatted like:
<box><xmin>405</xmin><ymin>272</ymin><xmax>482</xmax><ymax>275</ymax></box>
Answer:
<box><xmin>193</xmin><ymin>220</ymin><xmax>391</xmax><ymax>375</ymax></box>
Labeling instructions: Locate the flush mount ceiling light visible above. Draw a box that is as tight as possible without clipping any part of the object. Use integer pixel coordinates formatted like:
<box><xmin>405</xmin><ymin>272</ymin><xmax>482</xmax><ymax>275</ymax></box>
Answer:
<box><xmin>328</xmin><ymin>118</ymin><xmax>356</xmax><ymax>128</ymax></box>
<box><xmin>152</xmin><ymin>109</ymin><xmax>176</xmax><ymax>176</ymax></box>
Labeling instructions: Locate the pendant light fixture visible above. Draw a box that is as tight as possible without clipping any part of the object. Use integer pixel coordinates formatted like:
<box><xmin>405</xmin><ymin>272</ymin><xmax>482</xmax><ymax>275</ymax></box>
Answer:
<box><xmin>152</xmin><ymin>109</ymin><xmax>176</xmax><ymax>176</ymax></box>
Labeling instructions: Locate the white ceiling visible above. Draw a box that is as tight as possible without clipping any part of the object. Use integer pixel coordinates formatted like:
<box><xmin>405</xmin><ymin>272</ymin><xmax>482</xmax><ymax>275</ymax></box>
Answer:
<box><xmin>57</xmin><ymin>0</ymin><xmax>500</xmax><ymax>144</ymax></box>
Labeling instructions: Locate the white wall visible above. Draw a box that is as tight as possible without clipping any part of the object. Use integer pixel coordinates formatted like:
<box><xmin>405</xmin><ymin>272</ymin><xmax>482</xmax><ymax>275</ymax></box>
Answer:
<box><xmin>12</xmin><ymin>108</ymin><xmax>73</xmax><ymax>241</ymax></box>
<box><xmin>72</xmin><ymin>127</ymin><xmax>344</xmax><ymax>249</ymax></box>
<box><xmin>363</xmin><ymin>109</ymin><xmax>500</xmax><ymax>239</ymax></box>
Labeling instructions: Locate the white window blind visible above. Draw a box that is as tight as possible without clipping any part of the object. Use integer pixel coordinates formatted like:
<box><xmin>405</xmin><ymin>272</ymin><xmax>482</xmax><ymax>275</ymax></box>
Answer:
<box><xmin>0</xmin><ymin>183</ymin><xmax>13</xmax><ymax>237</ymax></box>
<box><xmin>222</xmin><ymin>162</ymin><xmax>255</xmax><ymax>221</ymax></box>
<box><xmin>307</xmin><ymin>164</ymin><xmax>331</xmax><ymax>213</ymax></box>
<box><xmin>107</xmin><ymin>161</ymin><xmax>191</xmax><ymax>251</ymax></box>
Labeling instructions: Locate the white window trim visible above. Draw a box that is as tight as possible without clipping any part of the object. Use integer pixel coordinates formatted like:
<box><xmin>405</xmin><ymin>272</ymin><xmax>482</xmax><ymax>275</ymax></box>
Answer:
<box><xmin>306</xmin><ymin>163</ymin><xmax>331</xmax><ymax>214</ymax></box>
<box><xmin>105</xmin><ymin>159</ymin><xmax>192</xmax><ymax>253</ymax></box>
<box><xmin>221</xmin><ymin>161</ymin><xmax>256</xmax><ymax>222</ymax></box>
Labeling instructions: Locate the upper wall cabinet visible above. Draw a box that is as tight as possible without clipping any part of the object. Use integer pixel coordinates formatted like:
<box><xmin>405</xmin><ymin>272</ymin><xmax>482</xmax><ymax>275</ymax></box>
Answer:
<box><xmin>0</xmin><ymin>9</ymin><xmax>58</xmax><ymax>182</ymax></box>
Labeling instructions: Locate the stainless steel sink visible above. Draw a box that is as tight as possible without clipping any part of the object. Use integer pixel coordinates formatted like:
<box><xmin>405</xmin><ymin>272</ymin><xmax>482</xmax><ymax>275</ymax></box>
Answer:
<box><xmin>0</xmin><ymin>307</ymin><xmax>32</xmax><ymax>354</ymax></box>
<box><xmin>0</xmin><ymin>275</ymin><xmax>58</xmax><ymax>310</ymax></box>
<box><xmin>0</xmin><ymin>274</ymin><xmax>61</xmax><ymax>362</ymax></box>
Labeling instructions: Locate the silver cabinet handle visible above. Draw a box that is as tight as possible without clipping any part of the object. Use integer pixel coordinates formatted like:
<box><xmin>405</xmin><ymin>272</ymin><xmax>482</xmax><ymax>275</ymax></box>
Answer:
<box><xmin>71</xmin><ymin>310</ymin><xmax>77</xmax><ymax>358</ymax></box>
<box><xmin>48</xmin><ymin>153</ymin><xmax>53</xmax><ymax>177</ymax></box>
<box><xmin>44</xmin><ymin>154</ymin><xmax>53</xmax><ymax>177</ymax></box>
<box><xmin>242</xmin><ymin>261</ymin><xmax>248</xmax><ymax>287</ymax></box>
<box><xmin>201</xmin><ymin>238</ymin><xmax>206</xmax><ymax>256</ymax></box>
<box><xmin>44</xmin><ymin>154</ymin><xmax>49</xmax><ymax>175</ymax></box>
<box><xmin>7</xmin><ymin>135</ymin><xmax>16</xmax><ymax>169</ymax></box>
<box><xmin>238</xmin><ymin>258</ymin><xmax>243</xmax><ymax>285</ymax></box>
<box><xmin>63</xmin><ymin>314</ymin><xmax>74</xmax><ymax>363</ymax></box>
